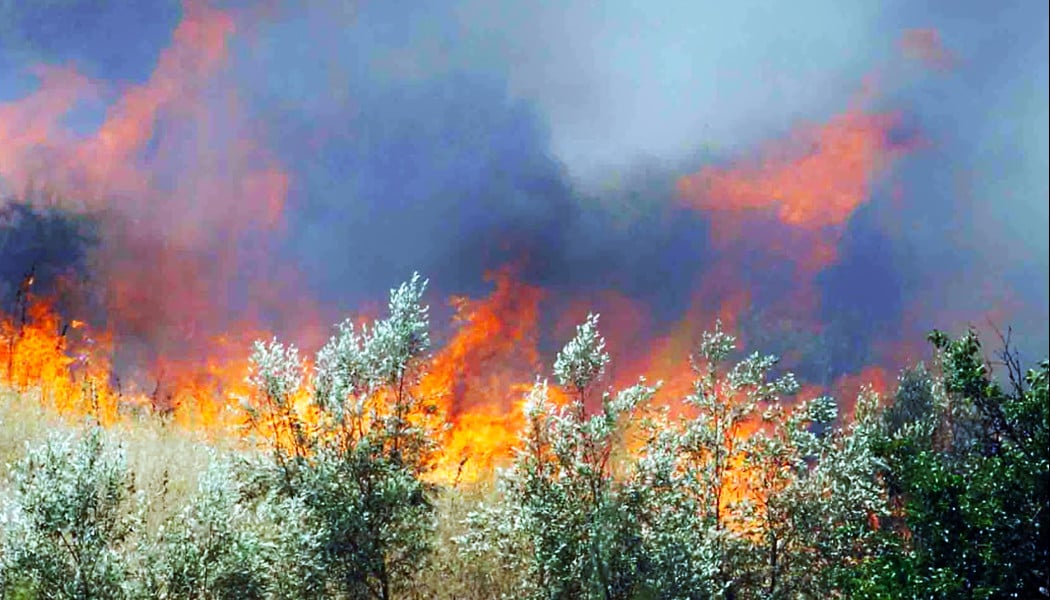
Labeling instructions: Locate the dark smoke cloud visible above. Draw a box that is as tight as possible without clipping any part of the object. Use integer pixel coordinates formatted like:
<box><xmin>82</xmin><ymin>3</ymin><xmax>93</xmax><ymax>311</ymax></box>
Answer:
<box><xmin>180</xmin><ymin>0</ymin><xmax>1050</xmax><ymax>368</ymax></box>
<box><xmin>231</xmin><ymin>4</ymin><xmax>720</xmax><ymax>321</ymax></box>
<box><xmin>0</xmin><ymin>199</ymin><xmax>97</xmax><ymax>313</ymax></box>
<box><xmin>1</xmin><ymin>0</ymin><xmax>1046</xmax><ymax>379</ymax></box>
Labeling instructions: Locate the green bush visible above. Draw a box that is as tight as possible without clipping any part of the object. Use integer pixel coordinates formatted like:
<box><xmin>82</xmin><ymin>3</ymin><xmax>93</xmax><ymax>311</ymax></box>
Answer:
<box><xmin>1</xmin><ymin>272</ymin><xmax>1045</xmax><ymax>599</ymax></box>
<box><xmin>466</xmin><ymin>319</ymin><xmax>891</xmax><ymax>600</ymax></box>
<box><xmin>0</xmin><ymin>428</ymin><xmax>138</xmax><ymax>599</ymax></box>
<box><xmin>853</xmin><ymin>330</ymin><xmax>1050</xmax><ymax>599</ymax></box>
<box><xmin>508</xmin><ymin>315</ymin><xmax>656</xmax><ymax>599</ymax></box>
<box><xmin>241</xmin><ymin>273</ymin><xmax>443</xmax><ymax>599</ymax></box>
<box><xmin>144</xmin><ymin>457</ymin><xmax>273</xmax><ymax>600</ymax></box>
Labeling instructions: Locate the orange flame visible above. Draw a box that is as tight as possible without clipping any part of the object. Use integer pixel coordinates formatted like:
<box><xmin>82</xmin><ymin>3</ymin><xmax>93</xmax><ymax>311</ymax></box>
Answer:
<box><xmin>0</xmin><ymin>0</ymin><xmax>297</xmax><ymax>389</ymax></box>
<box><xmin>424</xmin><ymin>267</ymin><xmax>545</xmax><ymax>483</ymax></box>
<box><xmin>1</xmin><ymin>4</ymin><xmax>923</xmax><ymax>490</ymax></box>
<box><xmin>678</xmin><ymin>94</ymin><xmax>917</xmax><ymax>275</ymax></box>
<box><xmin>1</xmin><ymin>296</ymin><xmax>119</xmax><ymax>426</ymax></box>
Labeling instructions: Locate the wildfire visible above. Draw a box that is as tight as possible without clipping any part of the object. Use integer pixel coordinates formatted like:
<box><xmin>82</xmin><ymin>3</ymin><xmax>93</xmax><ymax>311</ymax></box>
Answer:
<box><xmin>0</xmin><ymin>0</ymin><xmax>294</xmax><ymax>387</ymax></box>
<box><xmin>677</xmin><ymin>95</ymin><xmax>919</xmax><ymax>277</ymax></box>
<box><xmin>0</xmin><ymin>296</ymin><xmax>119</xmax><ymax>426</ymax></box>
<box><xmin>0</xmin><ymin>269</ymin><xmax>551</xmax><ymax>484</ymax></box>
<box><xmin>423</xmin><ymin>267</ymin><xmax>545</xmax><ymax>483</ymax></box>
<box><xmin>0</xmin><ymin>1</ymin><xmax>935</xmax><ymax>489</ymax></box>
<box><xmin>0</xmin><ymin>291</ymin><xmax>276</xmax><ymax>435</ymax></box>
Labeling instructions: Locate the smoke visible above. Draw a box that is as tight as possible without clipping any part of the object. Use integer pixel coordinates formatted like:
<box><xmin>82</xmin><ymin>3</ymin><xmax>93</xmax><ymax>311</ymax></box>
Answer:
<box><xmin>0</xmin><ymin>1</ymin><xmax>309</xmax><ymax>386</ymax></box>
<box><xmin>0</xmin><ymin>0</ymin><xmax>1046</xmax><ymax>395</ymax></box>
<box><xmin>0</xmin><ymin>200</ymin><xmax>97</xmax><ymax>313</ymax></box>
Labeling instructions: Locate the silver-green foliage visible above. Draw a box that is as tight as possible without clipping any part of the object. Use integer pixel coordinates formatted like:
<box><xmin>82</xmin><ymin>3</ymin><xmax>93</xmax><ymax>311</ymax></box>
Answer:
<box><xmin>463</xmin><ymin>314</ymin><xmax>658</xmax><ymax>599</ymax></box>
<box><xmin>243</xmin><ymin>273</ymin><xmax>440</xmax><ymax>600</ymax></box>
<box><xmin>0</xmin><ymin>428</ymin><xmax>138</xmax><ymax>599</ymax></box>
<box><xmin>631</xmin><ymin>322</ymin><xmax>888</xmax><ymax>599</ymax></box>
<box><xmin>468</xmin><ymin>319</ymin><xmax>889</xmax><ymax>600</ymax></box>
<box><xmin>143</xmin><ymin>455</ymin><xmax>324</xmax><ymax>600</ymax></box>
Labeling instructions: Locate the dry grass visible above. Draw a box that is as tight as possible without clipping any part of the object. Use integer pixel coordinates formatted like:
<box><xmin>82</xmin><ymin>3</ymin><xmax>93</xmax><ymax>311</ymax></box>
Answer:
<box><xmin>0</xmin><ymin>387</ymin><xmax>63</xmax><ymax>469</ymax></box>
<box><xmin>408</xmin><ymin>481</ymin><xmax>525</xmax><ymax>600</ymax></box>
<box><xmin>1</xmin><ymin>384</ymin><xmax>521</xmax><ymax>599</ymax></box>
<box><xmin>1</xmin><ymin>385</ymin><xmax>218</xmax><ymax>528</ymax></box>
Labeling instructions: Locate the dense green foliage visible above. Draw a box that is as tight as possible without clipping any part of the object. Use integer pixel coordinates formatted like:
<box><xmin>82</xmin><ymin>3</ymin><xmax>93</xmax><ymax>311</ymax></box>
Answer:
<box><xmin>846</xmin><ymin>331</ymin><xmax>1049</xmax><ymax>598</ymax></box>
<box><xmin>0</xmin><ymin>274</ymin><xmax>1046</xmax><ymax>598</ymax></box>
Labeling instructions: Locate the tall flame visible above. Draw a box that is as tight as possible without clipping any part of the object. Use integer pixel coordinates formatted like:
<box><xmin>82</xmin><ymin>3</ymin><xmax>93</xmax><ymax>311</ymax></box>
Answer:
<box><xmin>0</xmin><ymin>0</ymin><xmax>297</xmax><ymax>391</ymax></box>
<box><xmin>424</xmin><ymin>268</ymin><xmax>545</xmax><ymax>483</ymax></box>
<box><xmin>1</xmin><ymin>294</ymin><xmax>119</xmax><ymax>426</ymax></box>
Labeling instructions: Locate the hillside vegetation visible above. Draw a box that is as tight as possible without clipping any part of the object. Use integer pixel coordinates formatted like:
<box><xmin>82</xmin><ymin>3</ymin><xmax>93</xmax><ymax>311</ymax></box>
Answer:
<box><xmin>0</xmin><ymin>275</ymin><xmax>1046</xmax><ymax>599</ymax></box>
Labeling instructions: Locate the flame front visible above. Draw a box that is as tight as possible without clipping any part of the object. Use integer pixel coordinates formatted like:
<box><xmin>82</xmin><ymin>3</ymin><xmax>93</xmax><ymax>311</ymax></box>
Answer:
<box><xmin>1</xmin><ymin>2</ymin><xmax>1031</xmax><ymax>488</ymax></box>
<box><xmin>1</xmin><ymin>296</ymin><xmax>118</xmax><ymax>425</ymax></box>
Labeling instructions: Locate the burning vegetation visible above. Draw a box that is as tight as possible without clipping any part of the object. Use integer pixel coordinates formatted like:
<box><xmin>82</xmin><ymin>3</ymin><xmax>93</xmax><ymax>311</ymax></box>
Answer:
<box><xmin>0</xmin><ymin>0</ymin><xmax>1047</xmax><ymax>598</ymax></box>
<box><xmin>0</xmin><ymin>272</ymin><xmax>1046</xmax><ymax>598</ymax></box>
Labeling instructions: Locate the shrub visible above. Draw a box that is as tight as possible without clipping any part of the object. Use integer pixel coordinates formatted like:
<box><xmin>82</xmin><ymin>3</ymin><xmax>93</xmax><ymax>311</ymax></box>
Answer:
<box><xmin>626</xmin><ymin>321</ymin><xmax>889</xmax><ymax>599</ymax></box>
<box><xmin>469</xmin><ymin>319</ymin><xmax>891</xmax><ymax>600</ymax></box>
<box><xmin>0</xmin><ymin>428</ymin><xmax>138</xmax><ymax>599</ymax></box>
<box><xmin>462</xmin><ymin>314</ymin><xmax>658</xmax><ymax>599</ymax></box>
<box><xmin>144</xmin><ymin>457</ymin><xmax>273</xmax><ymax>600</ymax></box>
<box><xmin>243</xmin><ymin>273</ymin><xmax>443</xmax><ymax>599</ymax></box>
<box><xmin>856</xmin><ymin>330</ymin><xmax>1050</xmax><ymax>598</ymax></box>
